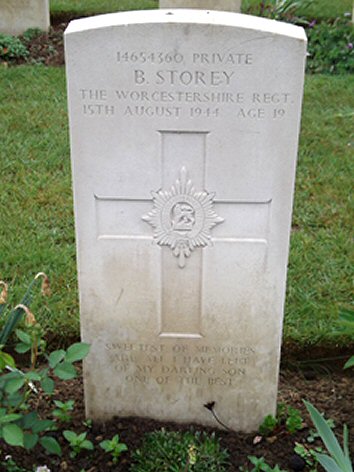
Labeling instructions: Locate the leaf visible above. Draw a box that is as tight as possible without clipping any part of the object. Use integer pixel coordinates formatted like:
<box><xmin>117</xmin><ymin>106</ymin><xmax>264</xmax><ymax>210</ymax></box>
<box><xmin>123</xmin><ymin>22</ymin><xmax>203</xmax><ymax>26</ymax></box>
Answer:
<box><xmin>40</xmin><ymin>436</ymin><xmax>62</xmax><ymax>456</ymax></box>
<box><xmin>23</xmin><ymin>432</ymin><xmax>39</xmax><ymax>449</ymax></box>
<box><xmin>304</xmin><ymin>401</ymin><xmax>349</xmax><ymax>470</ymax></box>
<box><xmin>0</xmin><ymin>351</ymin><xmax>15</xmax><ymax>369</ymax></box>
<box><xmin>65</xmin><ymin>343</ymin><xmax>90</xmax><ymax>363</ymax></box>
<box><xmin>54</xmin><ymin>362</ymin><xmax>77</xmax><ymax>380</ymax></box>
<box><xmin>41</xmin><ymin>376</ymin><xmax>55</xmax><ymax>394</ymax></box>
<box><xmin>15</xmin><ymin>329</ymin><xmax>31</xmax><ymax>345</ymax></box>
<box><xmin>48</xmin><ymin>350</ymin><xmax>66</xmax><ymax>369</ymax></box>
<box><xmin>5</xmin><ymin>390</ymin><xmax>24</xmax><ymax>408</ymax></box>
<box><xmin>32</xmin><ymin>419</ymin><xmax>55</xmax><ymax>433</ymax></box>
<box><xmin>22</xmin><ymin>411</ymin><xmax>38</xmax><ymax>429</ymax></box>
<box><xmin>78</xmin><ymin>432</ymin><xmax>87</xmax><ymax>441</ymax></box>
<box><xmin>0</xmin><ymin>413</ymin><xmax>22</xmax><ymax>424</ymax></box>
<box><xmin>39</xmin><ymin>365</ymin><xmax>49</xmax><ymax>374</ymax></box>
<box><xmin>5</xmin><ymin>377</ymin><xmax>25</xmax><ymax>394</ymax></box>
<box><xmin>63</xmin><ymin>430</ymin><xmax>77</xmax><ymax>442</ymax></box>
<box><xmin>99</xmin><ymin>439</ymin><xmax>110</xmax><ymax>450</ymax></box>
<box><xmin>118</xmin><ymin>443</ymin><xmax>128</xmax><ymax>453</ymax></box>
<box><xmin>316</xmin><ymin>453</ymin><xmax>343</xmax><ymax>472</ymax></box>
<box><xmin>344</xmin><ymin>356</ymin><xmax>354</xmax><ymax>369</ymax></box>
<box><xmin>3</xmin><ymin>423</ymin><xmax>24</xmax><ymax>447</ymax></box>
<box><xmin>82</xmin><ymin>439</ymin><xmax>94</xmax><ymax>450</ymax></box>
<box><xmin>1</xmin><ymin>370</ymin><xmax>21</xmax><ymax>381</ymax></box>
<box><xmin>24</xmin><ymin>371</ymin><xmax>41</xmax><ymax>381</ymax></box>
<box><xmin>343</xmin><ymin>425</ymin><xmax>350</xmax><ymax>462</ymax></box>
<box><xmin>15</xmin><ymin>342</ymin><xmax>31</xmax><ymax>354</ymax></box>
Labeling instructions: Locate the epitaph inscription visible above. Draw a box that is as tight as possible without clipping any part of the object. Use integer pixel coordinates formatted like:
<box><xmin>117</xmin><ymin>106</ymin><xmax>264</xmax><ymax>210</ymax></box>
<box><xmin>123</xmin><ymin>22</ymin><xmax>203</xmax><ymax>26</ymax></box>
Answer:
<box><xmin>142</xmin><ymin>167</ymin><xmax>224</xmax><ymax>268</ymax></box>
<box><xmin>106</xmin><ymin>341</ymin><xmax>256</xmax><ymax>387</ymax></box>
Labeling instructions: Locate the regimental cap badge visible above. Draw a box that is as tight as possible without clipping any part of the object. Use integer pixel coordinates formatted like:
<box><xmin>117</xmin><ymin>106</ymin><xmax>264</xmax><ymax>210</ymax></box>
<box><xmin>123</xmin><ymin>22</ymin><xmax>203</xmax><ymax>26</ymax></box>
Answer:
<box><xmin>142</xmin><ymin>167</ymin><xmax>224</xmax><ymax>268</ymax></box>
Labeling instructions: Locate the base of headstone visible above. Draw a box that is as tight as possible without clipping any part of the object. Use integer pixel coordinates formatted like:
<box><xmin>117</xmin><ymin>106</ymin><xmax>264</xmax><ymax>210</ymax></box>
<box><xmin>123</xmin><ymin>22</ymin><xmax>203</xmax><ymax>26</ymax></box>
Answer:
<box><xmin>0</xmin><ymin>0</ymin><xmax>50</xmax><ymax>36</ymax></box>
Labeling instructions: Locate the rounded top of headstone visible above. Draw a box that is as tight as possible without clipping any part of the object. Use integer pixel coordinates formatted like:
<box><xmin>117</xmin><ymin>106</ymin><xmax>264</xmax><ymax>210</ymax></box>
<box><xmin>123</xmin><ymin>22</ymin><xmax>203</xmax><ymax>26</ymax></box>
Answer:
<box><xmin>64</xmin><ymin>9</ymin><xmax>306</xmax><ymax>42</ymax></box>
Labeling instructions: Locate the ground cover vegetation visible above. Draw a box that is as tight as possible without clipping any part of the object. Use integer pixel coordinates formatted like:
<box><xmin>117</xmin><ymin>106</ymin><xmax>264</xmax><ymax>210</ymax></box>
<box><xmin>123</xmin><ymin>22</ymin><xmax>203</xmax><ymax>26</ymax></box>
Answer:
<box><xmin>0</xmin><ymin>0</ymin><xmax>353</xmax><ymax>470</ymax></box>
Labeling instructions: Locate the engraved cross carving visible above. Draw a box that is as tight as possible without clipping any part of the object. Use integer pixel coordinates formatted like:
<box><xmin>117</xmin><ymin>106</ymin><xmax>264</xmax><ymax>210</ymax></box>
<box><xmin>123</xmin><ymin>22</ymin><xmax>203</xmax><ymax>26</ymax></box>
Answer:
<box><xmin>95</xmin><ymin>131</ymin><xmax>271</xmax><ymax>338</ymax></box>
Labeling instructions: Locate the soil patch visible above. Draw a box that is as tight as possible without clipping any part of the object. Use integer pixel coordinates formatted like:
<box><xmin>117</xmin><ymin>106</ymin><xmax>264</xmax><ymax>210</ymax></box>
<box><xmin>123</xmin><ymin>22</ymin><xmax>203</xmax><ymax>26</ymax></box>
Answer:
<box><xmin>2</xmin><ymin>368</ymin><xmax>353</xmax><ymax>471</ymax></box>
<box><xmin>17</xmin><ymin>23</ymin><xmax>67</xmax><ymax>67</ymax></box>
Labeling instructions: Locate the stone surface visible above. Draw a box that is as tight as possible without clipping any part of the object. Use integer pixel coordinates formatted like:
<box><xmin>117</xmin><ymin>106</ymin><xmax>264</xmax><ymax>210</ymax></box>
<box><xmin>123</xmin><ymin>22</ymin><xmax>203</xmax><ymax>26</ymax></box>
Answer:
<box><xmin>65</xmin><ymin>10</ymin><xmax>306</xmax><ymax>432</ymax></box>
<box><xmin>160</xmin><ymin>0</ymin><xmax>241</xmax><ymax>12</ymax></box>
<box><xmin>0</xmin><ymin>0</ymin><xmax>49</xmax><ymax>36</ymax></box>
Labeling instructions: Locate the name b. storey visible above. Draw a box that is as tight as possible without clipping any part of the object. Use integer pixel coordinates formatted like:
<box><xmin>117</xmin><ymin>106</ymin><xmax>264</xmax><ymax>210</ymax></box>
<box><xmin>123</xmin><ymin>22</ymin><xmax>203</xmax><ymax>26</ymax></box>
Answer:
<box><xmin>134</xmin><ymin>69</ymin><xmax>235</xmax><ymax>86</ymax></box>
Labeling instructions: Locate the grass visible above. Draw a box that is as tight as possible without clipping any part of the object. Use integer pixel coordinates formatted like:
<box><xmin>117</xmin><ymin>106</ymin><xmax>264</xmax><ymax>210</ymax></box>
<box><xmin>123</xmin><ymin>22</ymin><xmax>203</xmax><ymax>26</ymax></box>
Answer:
<box><xmin>50</xmin><ymin>0</ymin><xmax>353</xmax><ymax>20</ymax></box>
<box><xmin>284</xmin><ymin>74</ymin><xmax>354</xmax><ymax>346</ymax></box>
<box><xmin>0</xmin><ymin>66</ymin><xmax>353</xmax><ymax>348</ymax></box>
<box><xmin>0</xmin><ymin>66</ymin><xmax>78</xmax><ymax>342</ymax></box>
<box><xmin>50</xmin><ymin>0</ymin><xmax>158</xmax><ymax>16</ymax></box>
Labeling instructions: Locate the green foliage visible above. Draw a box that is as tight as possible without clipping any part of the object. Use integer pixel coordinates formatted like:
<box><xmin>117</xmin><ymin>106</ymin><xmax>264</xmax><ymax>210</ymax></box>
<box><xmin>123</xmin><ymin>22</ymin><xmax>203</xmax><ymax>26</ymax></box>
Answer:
<box><xmin>304</xmin><ymin>401</ymin><xmax>353</xmax><ymax>472</ymax></box>
<box><xmin>0</xmin><ymin>351</ymin><xmax>16</xmax><ymax>371</ymax></box>
<box><xmin>0</xmin><ymin>34</ymin><xmax>28</xmax><ymax>62</ymax></box>
<box><xmin>21</xmin><ymin>28</ymin><xmax>43</xmax><ymax>44</ymax></box>
<box><xmin>0</xmin><ymin>456</ymin><xmax>30</xmax><ymax>472</ymax></box>
<box><xmin>243</xmin><ymin>0</ymin><xmax>352</xmax><ymax>19</ymax></box>
<box><xmin>82</xmin><ymin>418</ymin><xmax>93</xmax><ymax>429</ymax></box>
<box><xmin>52</xmin><ymin>400</ymin><xmax>75</xmax><ymax>423</ymax></box>
<box><xmin>259</xmin><ymin>415</ymin><xmax>278</xmax><ymax>436</ymax></box>
<box><xmin>294</xmin><ymin>442</ymin><xmax>323</xmax><ymax>471</ymax></box>
<box><xmin>99</xmin><ymin>434</ymin><xmax>128</xmax><ymax>464</ymax></box>
<box><xmin>242</xmin><ymin>456</ymin><xmax>287</xmax><ymax>472</ymax></box>
<box><xmin>243</xmin><ymin>3</ymin><xmax>354</xmax><ymax>74</ymax></box>
<box><xmin>286</xmin><ymin>406</ymin><xmax>304</xmax><ymax>434</ymax></box>
<box><xmin>0</xmin><ymin>363</ymin><xmax>60</xmax><ymax>453</ymax></box>
<box><xmin>306</xmin><ymin>19</ymin><xmax>354</xmax><ymax>74</ymax></box>
<box><xmin>65</xmin><ymin>342</ymin><xmax>90</xmax><ymax>363</ymax></box>
<box><xmin>343</xmin><ymin>356</ymin><xmax>354</xmax><ymax>369</ymax></box>
<box><xmin>259</xmin><ymin>404</ymin><xmax>303</xmax><ymax>436</ymax></box>
<box><xmin>63</xmin><ymin>430</ymin><xmax>94</xmax><ymax>458</ymax></box>
<box><xmin>307</xmin><ymin>418</ymin><xmax>335</xmax><ymax>443</ymax></box>
<box><xmin>0</xmin><ymin>273</ymin><xmax>50</xmax><ymax>347</ymax></box>
<box><xmin>0</xmin><ymin>317</ymin><xmax>89</xmax><ymax>456</ymax></box>
<box><xmin>15</xmin><ymin>324</ymin><xmax>46</xmax><ymax>369</ymax></box>
<box><xmin>335</xmin><ymin>307</ymin><xmax>354</xmax><ymax>369</ymax></box>
<box><xmin>39</xmin><ymin>436</ymin><xmax>62</xmax><ymax>456</ymax></box>
<box><xmin>131</xmin><ymin>429</ymin><xmax>229</xmax><ymax>472</ymax></box>
<box><xmin>244</xmin><ymin>0</ymin><xmax>312</xmax><ymax>23</ymax></box>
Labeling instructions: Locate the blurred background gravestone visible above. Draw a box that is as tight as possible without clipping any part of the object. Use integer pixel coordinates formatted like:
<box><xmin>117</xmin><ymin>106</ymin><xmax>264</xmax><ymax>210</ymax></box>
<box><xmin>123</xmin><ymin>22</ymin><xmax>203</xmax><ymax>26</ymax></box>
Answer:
<box><xmin>0</xmin><ymin>0</ymin><xmax>50</xmax><ymax>36</ymax></box>
<box><xmin>159</xmin><ymin>0</ymin><xmax>241</xmax><ymax>11</ymax></box>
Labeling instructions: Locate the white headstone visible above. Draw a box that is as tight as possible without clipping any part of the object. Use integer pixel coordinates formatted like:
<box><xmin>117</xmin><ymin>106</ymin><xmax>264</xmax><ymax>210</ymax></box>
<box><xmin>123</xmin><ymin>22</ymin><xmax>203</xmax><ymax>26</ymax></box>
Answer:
<box><xmin>160</xmin><ymin>0</ymin><xmax>241</xmax><ymax>12</ymax></box>
<box><xmin>0</xmin><ymin>0</ymin><xmax>49</xmax><ymax>36</ymax></box>
<box><xmin>65</xmin><ymin>10</ymin><xmax>306</xmax><ymax>432</ymax></box>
